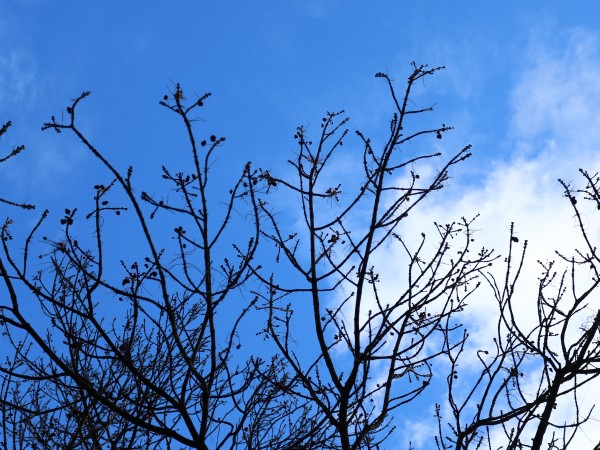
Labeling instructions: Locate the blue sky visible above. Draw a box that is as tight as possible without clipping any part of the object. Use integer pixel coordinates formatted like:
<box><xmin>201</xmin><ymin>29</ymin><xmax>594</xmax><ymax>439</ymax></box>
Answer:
<box><xmin>0</xmin><ymin>1</ymin><xmax>597</xmax><ymax>204</ymax></box>
<box><xmin>3</xmin><ymin>1</ymin><xmax>600</xmax><ymax>448</ymax></box>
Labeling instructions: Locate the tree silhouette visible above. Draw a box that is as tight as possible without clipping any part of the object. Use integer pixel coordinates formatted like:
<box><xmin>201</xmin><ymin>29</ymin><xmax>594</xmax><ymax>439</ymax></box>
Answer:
<box><xmin>0</xmin><ymin>121</ymin><xmax>34</xmax><ymax>211</ymax></box>
<box><xmin>432</xmin><ymin>183</ymin><xmax>600</xmax><ymax>449</ymax></box>
<box><xmin>0</xmin><ymin>64</ymin><xmax>598</xmax><ymax>449</ymax></box>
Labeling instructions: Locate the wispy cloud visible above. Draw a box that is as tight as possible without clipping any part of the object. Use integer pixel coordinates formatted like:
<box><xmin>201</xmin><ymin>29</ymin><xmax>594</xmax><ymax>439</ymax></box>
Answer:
<box><xmin>0</xmin><ymin>49</ymin><xmax>37</xmax><ymax>114</ymax></box>
<box><xmin>301</xmin><ymin>0</ymin><xmax>343</xmax><ymax>19</ymax></box>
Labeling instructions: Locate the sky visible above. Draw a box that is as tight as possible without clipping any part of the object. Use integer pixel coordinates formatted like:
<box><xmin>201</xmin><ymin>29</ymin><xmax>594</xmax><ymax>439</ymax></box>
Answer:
<box><xmin>2</xmin><ymin>1</ymin><xmax>600</xmax><ymax>448</ymax></box>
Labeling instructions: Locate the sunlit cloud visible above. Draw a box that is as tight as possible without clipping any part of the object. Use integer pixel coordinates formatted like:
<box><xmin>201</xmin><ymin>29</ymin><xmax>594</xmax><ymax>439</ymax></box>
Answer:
<box><xmin>378</xmin><ymin>27</ymin><xmax>600</xmax><ymax>449</ymax></box>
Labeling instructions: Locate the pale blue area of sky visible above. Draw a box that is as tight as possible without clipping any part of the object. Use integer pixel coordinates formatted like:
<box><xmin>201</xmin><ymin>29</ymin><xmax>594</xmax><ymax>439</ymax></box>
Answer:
<box><xmin>2</xmin><ymin>1</ymin><xmax>600</xmax><ymax>448</ymax></box>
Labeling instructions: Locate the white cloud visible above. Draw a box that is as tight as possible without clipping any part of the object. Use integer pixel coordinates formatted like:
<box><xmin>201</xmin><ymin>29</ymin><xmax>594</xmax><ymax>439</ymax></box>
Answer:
<box><xmin>366</xmin><ymin>27</ymin><xmax>600</xmax><ymax>449</ymax></box>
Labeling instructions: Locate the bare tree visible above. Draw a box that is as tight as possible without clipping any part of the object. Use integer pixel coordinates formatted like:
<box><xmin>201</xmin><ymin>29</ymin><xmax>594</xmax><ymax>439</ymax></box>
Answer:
<box><xmin>252</xmin><ymin>66</ymin><xmax>494</xmax><ymax>449</ymax></box>
<box><xmin>0</xmin><ymin>121</ymin><xmax>34</xmax><ymax>211</ymax></box>
<box><xmin>3</xmin><ymin>63</ymin><xmax>596</xmax><ymax>450</ymax></box>
<box><xmin>1</xmin><ymin>88</ymin><xmax>301</xmax><ymax>449</ymax></box>
<box><xmin>435</xmin><ymin>173</ymin><xmax>600</xmax><ymax>450</ymax></box>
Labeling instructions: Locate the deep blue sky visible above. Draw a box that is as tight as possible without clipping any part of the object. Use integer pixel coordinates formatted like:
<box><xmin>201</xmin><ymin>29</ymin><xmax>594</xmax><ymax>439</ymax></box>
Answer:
<box><xmin>1</xmin><ymin>1</ymin><xmax>598</xmax><ymax>201</ymax></box>
<box><xmin>2</xmin><ymin>2</ymin><xmax>600</xmax><ymax>448</ymax></box>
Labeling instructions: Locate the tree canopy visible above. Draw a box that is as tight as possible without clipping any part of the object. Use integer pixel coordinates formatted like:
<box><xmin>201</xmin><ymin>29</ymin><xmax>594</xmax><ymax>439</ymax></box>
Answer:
<box><xmin>1</xmin><ymin>64</ymin><xmax>599</xmax><ymax>450</ymax></box>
